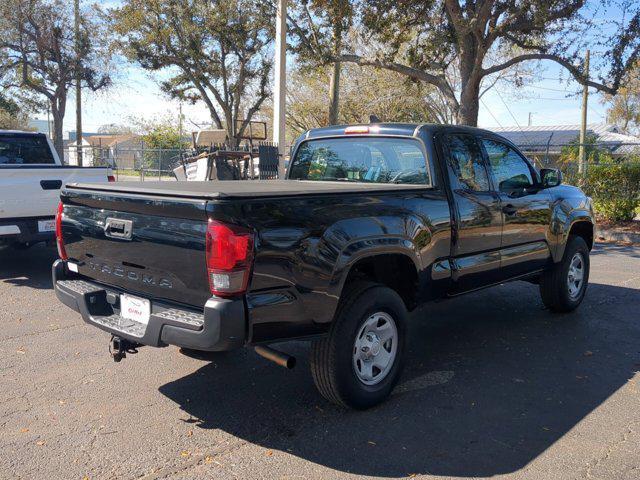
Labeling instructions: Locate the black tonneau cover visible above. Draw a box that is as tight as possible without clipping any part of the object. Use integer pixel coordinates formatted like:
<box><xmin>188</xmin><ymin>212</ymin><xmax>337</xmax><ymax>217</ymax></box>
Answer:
<box><xmin>65</xmin><ymin>180</ymin><xmax>429</xmax><ymax>200</ymax></box>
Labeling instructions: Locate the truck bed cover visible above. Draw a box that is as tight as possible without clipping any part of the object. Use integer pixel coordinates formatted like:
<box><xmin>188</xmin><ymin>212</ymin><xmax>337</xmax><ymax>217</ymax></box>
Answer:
<box><xmin>65</xmin><ymin>180</ymin><xmax>429</xmax><ymax>200</ymax></box>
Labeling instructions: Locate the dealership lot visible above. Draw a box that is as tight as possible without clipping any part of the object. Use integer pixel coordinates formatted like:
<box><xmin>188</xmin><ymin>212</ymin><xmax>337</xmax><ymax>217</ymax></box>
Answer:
<box><xmin>1</xmin><ymin>243</ymin><xmax>639</xmax><ymax>480</ymax></box>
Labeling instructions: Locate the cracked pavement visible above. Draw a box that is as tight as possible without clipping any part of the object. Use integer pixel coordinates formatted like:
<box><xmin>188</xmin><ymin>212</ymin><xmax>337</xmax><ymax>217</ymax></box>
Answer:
<box><xmin>0</xmin><ymin>243</ymin><xmax>639</xmax><ymax>480</ymax></box>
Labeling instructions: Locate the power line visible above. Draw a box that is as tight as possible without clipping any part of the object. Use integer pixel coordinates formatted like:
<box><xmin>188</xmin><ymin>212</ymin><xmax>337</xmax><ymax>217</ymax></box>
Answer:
<box><xmin>480</xmin><ymin>98</ymin><xmax>504</xmax><ymax>129</ymax></box>
<box><xmin>494</xmin><ymin>89</ymin><xmax>536</xmax><ymax>145</ymax></box>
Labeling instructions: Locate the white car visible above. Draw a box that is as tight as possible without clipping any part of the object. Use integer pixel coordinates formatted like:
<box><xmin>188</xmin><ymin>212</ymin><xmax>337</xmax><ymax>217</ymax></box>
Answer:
<box><xmin>0</xmin><ymin>130</ymin><xmax>113</xmax><ymax>248</ymax></box>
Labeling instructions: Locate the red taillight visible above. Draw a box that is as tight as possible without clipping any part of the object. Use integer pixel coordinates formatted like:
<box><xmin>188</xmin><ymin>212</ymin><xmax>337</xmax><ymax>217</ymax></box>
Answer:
<box><xmin>107</xmin><ymin>175</ymin><xmax>116</xmax><ymax>182</ymax></box>
<box><xmin>205</xmin><ymin>221</ymin><xmax>254</xmax><ymax>297</ymax></box>
<box><xmin>55</xmin><ymin>201</ymin><xmax>68</xmax><ymax>260</ymax></box>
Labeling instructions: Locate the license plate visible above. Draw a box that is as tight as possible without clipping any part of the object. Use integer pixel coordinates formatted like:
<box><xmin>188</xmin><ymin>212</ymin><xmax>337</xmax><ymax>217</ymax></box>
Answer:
<box><xmin>120</xmin><ymin>294</ymin><xmax>151</xmax><ymax>325</ymax></box>
<box><xmin>38</xmin><ymin>219</ymin><xmax>56</xmax><ymax>232</ymax></box>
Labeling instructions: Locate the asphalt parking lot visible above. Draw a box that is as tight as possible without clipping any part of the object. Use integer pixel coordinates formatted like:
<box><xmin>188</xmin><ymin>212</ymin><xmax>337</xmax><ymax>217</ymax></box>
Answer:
<box><xmin>1</xmin><ymin>243</ymin><xmax>639</xmax><ymax>480</ymax></box>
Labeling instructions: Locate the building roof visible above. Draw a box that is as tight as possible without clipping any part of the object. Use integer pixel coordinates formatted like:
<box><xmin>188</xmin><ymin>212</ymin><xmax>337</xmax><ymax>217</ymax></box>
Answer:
<box><xmin>490</xmin><ymin>124</ymin><xmax>640</xmax><ymax>153</ymax></box>
<box><xmin>85</xmin><ymin>134</ymin><xmax>140</xmax><ymax>148</ymax></box>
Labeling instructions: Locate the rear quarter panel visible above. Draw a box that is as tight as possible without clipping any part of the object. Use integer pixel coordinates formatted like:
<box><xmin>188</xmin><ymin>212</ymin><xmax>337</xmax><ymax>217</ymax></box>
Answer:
<box><xmin>209</xmin><ymin>190</ymin><xmax>451</xmax><ymax>343</ymax></box>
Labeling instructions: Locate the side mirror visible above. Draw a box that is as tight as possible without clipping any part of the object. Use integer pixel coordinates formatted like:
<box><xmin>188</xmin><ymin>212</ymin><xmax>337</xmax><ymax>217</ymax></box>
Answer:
<box><xmin>540</xmin><ymin>168</ymin><xmax>562</xmax><ymax>188</ymax></box>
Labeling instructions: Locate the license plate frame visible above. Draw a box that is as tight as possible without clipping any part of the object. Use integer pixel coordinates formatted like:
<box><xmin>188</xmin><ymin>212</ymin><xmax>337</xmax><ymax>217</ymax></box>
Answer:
<box><xmin>37</xmin><ymin>219</ymin><xmax>56</xmax><ymax>233</ymax></box>
<box><xmin>120</xmin><ymin>294</ymin><xmax>151</xmax><ymax>325</ymax></box>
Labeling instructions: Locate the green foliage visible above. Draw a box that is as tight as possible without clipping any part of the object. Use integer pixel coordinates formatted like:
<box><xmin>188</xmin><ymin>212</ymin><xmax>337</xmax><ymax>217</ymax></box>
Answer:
<box><xmin>142</xmin><ymin>124</ymin><xmax>188</xmax><ymax>150</ymax></box>
<box><xmin>111</xmin><ymin>0</ymin><xmax>273</xmax><ymax>144</ymax></box>
<box><xmin>284</xmin><ymin>64</ymin><xmax>446</xmax><ymax>139</ymax></box>
<box><xmin>290</xmin><ymin>0</ymin><xmax>640</xmax><ymax>126</ymax></box>
<box><xmin>558</xmin><ymin>134</ymin><xmax>611</xmax><ymax>167</ymax></box>
<box><xmin>584</xmin><ymin>160</ymin><xmax>640</xmax><ymax>222</ymax></box>
<box><xmin>561</xmin><ymin>139</ymin><xmax>640</xmax><ymax>222</ymax></box>
<box><xmin>0</xmin><ymin>94</ymin><xmax>31</xmax><ymax>130</ymax></box>
<box><xmin>136</xmin><ymin>117</ymin><xmax>188</xmax><ymax>171</ymax></box>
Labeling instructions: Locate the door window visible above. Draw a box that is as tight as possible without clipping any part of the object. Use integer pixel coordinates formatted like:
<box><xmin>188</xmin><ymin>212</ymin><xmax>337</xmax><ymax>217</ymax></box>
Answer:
<box><xmin>482</xmin><ymin>140</ymin><xmax>534</xmax><ymax>192</ymax></box>
<box><xmin>444</xmin><ymin>134</ymin><xmax>490</xmax><ymax>191</ymax></box>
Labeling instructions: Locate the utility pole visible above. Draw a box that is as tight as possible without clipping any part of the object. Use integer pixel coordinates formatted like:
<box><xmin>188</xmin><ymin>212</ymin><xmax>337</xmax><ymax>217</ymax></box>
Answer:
<box><xmin>528</xmin><ymin>112</ymin><xmax>535</xmax><ymax>127</ymax></box>
<box><xmin>272</xmin><ymin>0</ymin><xmax>287</xmax><ymax>178</ymax></box>
<box><xmin>328</xmin><ymin>61</ymin><xmax>340</xmax><ymax>125</ymax></box>
<box><xmin>74</xmin><ymin>0</ymin><xmax>83</xmax><ymax>166</ymax></box>
<box><xmin>578</xmin><ymin>49</ymin><xmax>590</xmax><ymax>179</ymax></box>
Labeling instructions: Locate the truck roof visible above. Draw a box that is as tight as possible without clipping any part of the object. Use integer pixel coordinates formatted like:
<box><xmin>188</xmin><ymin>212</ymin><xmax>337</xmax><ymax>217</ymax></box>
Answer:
<box><xmin>304</xmin><ymin>123</ymin><xmax>499</xmax><ymax>140</ymax></box>
<box><xmin>0</xmin><ymin>129</ymin><xmax>46</xmax><ymax>136</ymax></box>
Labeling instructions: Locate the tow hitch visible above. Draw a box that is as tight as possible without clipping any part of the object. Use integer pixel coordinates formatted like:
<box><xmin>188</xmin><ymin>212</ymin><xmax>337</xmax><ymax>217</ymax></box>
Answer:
<box><xmin>109</xmin><ymin>335</ymin><xmax>141</xmax><ymax>362</ymax></box>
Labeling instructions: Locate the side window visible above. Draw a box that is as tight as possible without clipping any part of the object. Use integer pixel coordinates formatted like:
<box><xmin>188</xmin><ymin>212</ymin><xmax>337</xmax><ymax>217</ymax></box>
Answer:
<box><xmin>444</xmin><ymin>134</ymin><xmax>490</xmax><ymax>191</ymax></box>
<box><xmin>482</xmin><ymin>139</ymin><xmax>534</xmax><ymax>192</ymax></box>
<box><xmin>0</xmin><ymin>134</ymin><xmax>55</xmax><ymax>165</ymax></box>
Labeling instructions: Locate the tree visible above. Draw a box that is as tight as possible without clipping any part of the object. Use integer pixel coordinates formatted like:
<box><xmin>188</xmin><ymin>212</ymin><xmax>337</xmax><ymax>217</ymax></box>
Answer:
<box><xmin>605</xmin><ymin>64</ymin><xmax>640</xmax><ymax>135</ymax></box>
<box><xmin>284</xmin><ymin>63</ymin><xmax>449</xmax><ymax>138</ymax></box>
<box><xmin>0</xmin><ymin>94</ymin><xmax>32</xmax><ymax>130</ymax></box>
<box><xmin>0</xmin><ymin>0</ymin><xmax>112</xmax><ymax>156</ymax></box>
<box><xmin>112</xmin><ymin>0</ymin><xmax>273</xmax><ymax>146</ymax></box>
<box><xmin>288</xmin><ymin>0</ymin><xmax>355</xmax><ymax>124</ymax></box>
<box><xmin>319</xmin><ymin>0</ymin><xmax>640</xmax><ymax>126</ymax></box>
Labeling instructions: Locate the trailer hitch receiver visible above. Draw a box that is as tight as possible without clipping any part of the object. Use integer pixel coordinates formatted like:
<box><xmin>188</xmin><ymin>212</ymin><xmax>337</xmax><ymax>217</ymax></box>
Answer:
<box><xmin>109</xmin><ymin>335</ymin><xmax>141</xmax><ymax>362</ymax></box>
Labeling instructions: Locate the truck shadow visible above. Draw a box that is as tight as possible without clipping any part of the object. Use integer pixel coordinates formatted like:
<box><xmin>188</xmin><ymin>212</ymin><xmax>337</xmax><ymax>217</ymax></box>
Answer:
<box><xmin>159</xmin><ymin>281</ymin><xmax>639</xmax><ymax>477</ymax></box>
<box><xmin>0</xmin><ymin>243</ymin><xmax>57</xmax><ymax>289</ymax></box>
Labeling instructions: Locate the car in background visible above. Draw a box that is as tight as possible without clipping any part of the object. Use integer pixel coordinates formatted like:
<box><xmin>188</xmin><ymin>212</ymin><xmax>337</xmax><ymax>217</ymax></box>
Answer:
<box><xmin>0</xmin><ymin>130</ymin><xmax>113</xmax><ymax>248</ymax></box>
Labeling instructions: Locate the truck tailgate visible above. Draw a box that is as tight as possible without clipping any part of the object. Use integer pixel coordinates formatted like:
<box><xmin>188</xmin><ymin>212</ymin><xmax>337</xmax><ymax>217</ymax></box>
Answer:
<box><xmin>61</xmin><ymin>188</ymin><xmax>211</xmax><ymax>307</ymax></box>
<box><xmin>0</xmin><ymin>166</ymin><xmax>109</xmax><ymax>219</ymax></box>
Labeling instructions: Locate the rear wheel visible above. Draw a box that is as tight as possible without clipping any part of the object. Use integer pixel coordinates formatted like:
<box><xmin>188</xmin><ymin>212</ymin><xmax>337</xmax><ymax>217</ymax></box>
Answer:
<box><xmin>540</xmin><ymin>235</ymin><xmax>590</xmax><ymax>312</ymax></box>
<box><xmin>310</xmin><ymin>281</ymin><xmax>407</xmax><ymax>409</ymax></box>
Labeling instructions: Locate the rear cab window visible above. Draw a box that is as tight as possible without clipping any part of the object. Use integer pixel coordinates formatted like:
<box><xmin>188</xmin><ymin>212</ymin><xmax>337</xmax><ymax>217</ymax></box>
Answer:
<box><xmin>289</xmin><ymin>137</ymin><xmax>432</xmax><ymax>186</ymax></box>
<box><xmin>0</xmin><ymin>134</ymin><xmax>56</xmax><ymax>165</ymax></box>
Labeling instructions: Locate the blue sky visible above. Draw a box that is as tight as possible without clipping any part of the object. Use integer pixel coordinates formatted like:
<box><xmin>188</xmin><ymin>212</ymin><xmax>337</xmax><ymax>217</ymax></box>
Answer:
<box><xmin>63</xmin><ymin>63</ymin><xmax>608</xmax><ymax>133</ymax></box>
<box><xmin>48</xmin><ymin>1</ymin><xmax>623</xmax><ymax>134</ymax></box>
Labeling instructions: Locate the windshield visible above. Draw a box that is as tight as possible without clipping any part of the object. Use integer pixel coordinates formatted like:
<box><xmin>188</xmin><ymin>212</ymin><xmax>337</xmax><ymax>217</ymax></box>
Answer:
<box><xmin>0</xmin><ymin>134</ymin><xmax>55</xmax><ymax>165</ymax></box>
<box><xmin>289</xmin><ymin>137</ymin><xmax>430</xmax><ymax>185</ymax></box>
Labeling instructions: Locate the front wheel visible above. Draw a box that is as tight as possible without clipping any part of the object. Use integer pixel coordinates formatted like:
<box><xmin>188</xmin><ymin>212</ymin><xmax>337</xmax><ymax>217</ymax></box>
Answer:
<box><xmin>310</xmin><ymin>281</ymin><xmax>407</xmax><ymax>409</ymax></box>
<box><xmin>540</xmin><ymin>235</ymin><xmax>590</xmax><ymax>312</ymax></box>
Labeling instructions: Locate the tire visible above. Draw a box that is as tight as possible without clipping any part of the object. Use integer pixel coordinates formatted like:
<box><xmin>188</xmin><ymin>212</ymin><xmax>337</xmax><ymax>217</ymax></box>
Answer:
<box><xmin>310</xmin><ymin>281</ymin><xmax>408</xmax><ymax>409</ymax></box>
<box><xmin>540</xmin><ymin>235</ymin><xmax>590</xmax><ymax>313</ymax></box>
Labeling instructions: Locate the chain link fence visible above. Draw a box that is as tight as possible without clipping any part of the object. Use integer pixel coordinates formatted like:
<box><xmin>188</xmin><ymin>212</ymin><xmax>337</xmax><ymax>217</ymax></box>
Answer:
<box><xmin>63</xmin><ymin>145</ymin><xmax>183</xmax><ymax>180</ymax></box>
<box><xmin>63</xmin><ymin>142</ymin><xmax>287</xmax><ymax>181</ymax></box>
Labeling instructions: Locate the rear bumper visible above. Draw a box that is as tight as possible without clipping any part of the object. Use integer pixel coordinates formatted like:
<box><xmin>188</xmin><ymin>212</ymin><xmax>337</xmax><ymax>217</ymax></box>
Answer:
<box><xmin>0</xmin><ymin>217</ymin><xmax>55</xmax><ymax>245</ymax></box>
<box><xmin>52</xmin><ymin>260</ymin><xmax>246</xmax><ymax>351</ymax></box>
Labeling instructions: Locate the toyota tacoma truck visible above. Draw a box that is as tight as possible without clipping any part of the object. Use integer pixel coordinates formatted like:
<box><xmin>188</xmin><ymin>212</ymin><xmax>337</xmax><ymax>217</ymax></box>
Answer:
<box><xmin>0</xmin><ymin>130</ymin><xmax>113</xmax><ymax>248</ymax></box>
<box><xmin>52</xmin><ymin>124</ymin><xmax>595</xmax><ymax>409</ymax></box>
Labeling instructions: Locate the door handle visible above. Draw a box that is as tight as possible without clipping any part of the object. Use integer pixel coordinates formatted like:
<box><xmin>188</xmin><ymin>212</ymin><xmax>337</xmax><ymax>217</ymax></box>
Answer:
<box><xmin>502</xmin><ymin>204</ymin><xmax>518</xmax><ymax>216</ymax></box>
<box><xmin>40</xmin><ymin>179</ymin><xmax>62</xmax><ymax>190</ymax></box>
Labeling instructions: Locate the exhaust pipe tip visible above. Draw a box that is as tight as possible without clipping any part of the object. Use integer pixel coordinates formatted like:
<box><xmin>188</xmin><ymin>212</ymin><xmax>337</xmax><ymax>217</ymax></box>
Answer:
<box><xmin>254</xmin><ymin>345</ymin><xmax>296</xmax><ymax>369</ymax></box>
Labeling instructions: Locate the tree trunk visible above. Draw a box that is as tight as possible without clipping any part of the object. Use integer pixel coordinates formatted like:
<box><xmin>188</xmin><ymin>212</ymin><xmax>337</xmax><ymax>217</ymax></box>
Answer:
<box><xmin>51</xmin><ymin>103</ymin><xmax>65</xmax><ymax>160</ymax></box>
<box><xmin>457</xmin><ymin>43</ymin><xmax>482</xmax><ymax>127</ymax></box>
<box><xmin>328</xmin><ymin>61</ymin><xmax>340</xmax><ymax>125</ymax></box>
<box><xmin>224</xmin><ymin>109</ymin><xmax>238</xmax><ymax>147</ymax></box>
<box><xmin>457</xmin><ymin>82</ymin><xmax>480</xmax><ymax>126</ymax></box>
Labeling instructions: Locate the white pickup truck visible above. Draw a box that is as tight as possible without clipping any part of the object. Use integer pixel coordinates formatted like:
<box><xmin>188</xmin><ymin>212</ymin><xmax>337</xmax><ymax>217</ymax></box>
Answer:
<box><xmin>0</xmin><ymin>130</ymin><xmax>113</xmax><ymax>248</ymax></box>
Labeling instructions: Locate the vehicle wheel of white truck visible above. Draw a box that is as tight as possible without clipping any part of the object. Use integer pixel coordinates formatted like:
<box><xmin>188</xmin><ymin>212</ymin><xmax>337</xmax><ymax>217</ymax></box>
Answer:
<box><xmin>310</xmin><ymin>281</ymin><xmax>407</xmax><ymax>409</ymax></box>
<box><xmin>540</xmin><ymin>235</ymin><xmax>590</xmax><ymax>313</ymax></box>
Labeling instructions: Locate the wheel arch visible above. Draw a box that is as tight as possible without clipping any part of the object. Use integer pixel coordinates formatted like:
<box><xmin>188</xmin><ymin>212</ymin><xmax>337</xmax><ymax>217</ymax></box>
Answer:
<box><xmin>554</xmin><ymin>217</ymin><xmax>595</xmax><ymax>261</ymax></box>
<box><xmin>331</xmin><ymin>250</ymin><xmax>421</xmax><ymax>314</ymax></box>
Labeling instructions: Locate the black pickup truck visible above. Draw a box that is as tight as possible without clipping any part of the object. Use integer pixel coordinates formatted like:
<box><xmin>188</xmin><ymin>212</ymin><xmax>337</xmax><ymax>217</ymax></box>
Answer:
<box><xmin>53</xmin><ymin>123</ymin><xmax>595</xmax><ymax>409</ymax></box>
